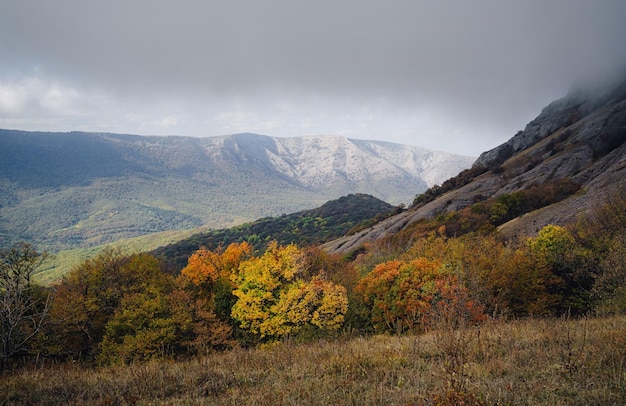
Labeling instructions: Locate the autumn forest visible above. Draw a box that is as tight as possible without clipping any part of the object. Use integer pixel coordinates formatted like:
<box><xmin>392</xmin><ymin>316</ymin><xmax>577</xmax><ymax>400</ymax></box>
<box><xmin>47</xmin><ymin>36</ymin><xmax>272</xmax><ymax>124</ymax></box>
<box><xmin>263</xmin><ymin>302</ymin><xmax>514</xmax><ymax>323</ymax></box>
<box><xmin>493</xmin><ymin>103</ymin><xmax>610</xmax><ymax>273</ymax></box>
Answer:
<box><xmin>1</xmin><ymin>181</ymin><xmax>626</xmax><ymax>404</ymax></box>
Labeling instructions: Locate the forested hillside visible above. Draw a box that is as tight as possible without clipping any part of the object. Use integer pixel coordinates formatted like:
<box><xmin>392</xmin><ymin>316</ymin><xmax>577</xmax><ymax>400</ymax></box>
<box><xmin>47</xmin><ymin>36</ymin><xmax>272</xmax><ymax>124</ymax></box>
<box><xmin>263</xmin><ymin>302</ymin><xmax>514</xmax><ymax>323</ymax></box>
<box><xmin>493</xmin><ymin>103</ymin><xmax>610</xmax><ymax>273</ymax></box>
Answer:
<box><xmin>153</xmin><ymin>193</ymin><xmax>399</xmax><ymax>271</ymax></box>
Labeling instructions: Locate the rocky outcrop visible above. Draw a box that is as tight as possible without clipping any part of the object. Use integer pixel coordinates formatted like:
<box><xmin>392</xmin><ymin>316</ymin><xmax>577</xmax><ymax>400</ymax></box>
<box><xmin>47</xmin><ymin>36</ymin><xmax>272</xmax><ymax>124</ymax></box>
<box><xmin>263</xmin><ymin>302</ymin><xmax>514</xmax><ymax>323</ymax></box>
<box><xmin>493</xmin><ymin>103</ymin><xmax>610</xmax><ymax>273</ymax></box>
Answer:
<box><xmin>323</xmin><ymin>75</ymin><xmax>626</xmax><ymax>255</ymax></box>
<box><xmin>474</xmin><ymin>76</ymin><xmax>626</xmax><ymax>170</ymax></box>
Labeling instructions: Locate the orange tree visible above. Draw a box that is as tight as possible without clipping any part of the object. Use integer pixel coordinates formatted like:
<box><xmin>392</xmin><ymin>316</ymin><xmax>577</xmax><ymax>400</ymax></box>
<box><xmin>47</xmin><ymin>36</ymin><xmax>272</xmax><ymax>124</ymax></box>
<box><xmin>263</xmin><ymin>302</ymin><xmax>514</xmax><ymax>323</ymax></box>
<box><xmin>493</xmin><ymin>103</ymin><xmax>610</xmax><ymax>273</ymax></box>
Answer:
<box><xmin>230</xmin><ymin>242</ymin><xmax>348</xmax><ymax>341</ymax></box>
<box><xmin>178</xmin><ymin>242</ymin><xmax>252</xmax><ymax>351</ymax></box>
<box><xmin>358</xmin><ymin>257</ymin><xmax>485</xmax><ymax>334</ymax></box>
<box><xmin>181</xmin><ymin>242</ymin><xmax>252</xmax><ymax>319</ymax></box>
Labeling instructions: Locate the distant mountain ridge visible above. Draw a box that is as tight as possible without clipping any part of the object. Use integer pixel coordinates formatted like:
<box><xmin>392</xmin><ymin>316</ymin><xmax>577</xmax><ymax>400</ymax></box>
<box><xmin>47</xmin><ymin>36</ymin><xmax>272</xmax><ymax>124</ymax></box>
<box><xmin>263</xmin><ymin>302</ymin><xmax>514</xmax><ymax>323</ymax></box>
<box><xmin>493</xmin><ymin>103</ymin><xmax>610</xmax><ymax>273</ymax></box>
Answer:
<box><xmin>0</xmin><ymin>130</ymin><xmax>474</xmax><ymax>251</ymax></box>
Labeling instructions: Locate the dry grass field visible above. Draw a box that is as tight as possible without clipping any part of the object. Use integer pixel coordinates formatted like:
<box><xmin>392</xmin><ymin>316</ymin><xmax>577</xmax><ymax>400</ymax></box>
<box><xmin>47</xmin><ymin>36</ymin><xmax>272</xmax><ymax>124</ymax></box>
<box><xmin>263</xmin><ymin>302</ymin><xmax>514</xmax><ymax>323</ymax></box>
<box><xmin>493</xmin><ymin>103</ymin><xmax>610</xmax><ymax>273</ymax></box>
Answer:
<box><xmin>2</xmin><ymin>314</ymin><xmax>625</xmax><ymax>405</ymax></box>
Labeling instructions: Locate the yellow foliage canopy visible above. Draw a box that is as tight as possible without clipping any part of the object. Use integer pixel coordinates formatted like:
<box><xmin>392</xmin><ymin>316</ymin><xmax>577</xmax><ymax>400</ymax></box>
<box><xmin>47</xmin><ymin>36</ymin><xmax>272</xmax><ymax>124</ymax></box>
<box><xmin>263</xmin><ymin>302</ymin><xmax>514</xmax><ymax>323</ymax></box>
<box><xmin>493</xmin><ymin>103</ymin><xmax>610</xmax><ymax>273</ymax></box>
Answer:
<box><xmin>231</xmin><ymin>242</ymin><xmax>348</xmax><ymax>339</ymax></box>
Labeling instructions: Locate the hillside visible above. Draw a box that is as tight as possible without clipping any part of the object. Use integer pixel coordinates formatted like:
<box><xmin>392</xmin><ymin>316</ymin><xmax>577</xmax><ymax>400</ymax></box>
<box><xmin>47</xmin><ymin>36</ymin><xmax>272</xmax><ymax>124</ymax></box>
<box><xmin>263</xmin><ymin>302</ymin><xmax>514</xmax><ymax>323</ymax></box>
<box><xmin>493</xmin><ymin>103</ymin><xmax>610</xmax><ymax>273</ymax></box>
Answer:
<box><xmin>153</xmin><ymin>193</ymin><xmax>398</xmax><ymax>271</ymax></box>
<box><xmin>0</xmin><ymin>131</ymin><xmax>473</xmax><ymax>252</ymax></box>
<box><xmin>323</xmin><ymin>76</ymin><xmax>626</xmax><ymax>254</ymax></box>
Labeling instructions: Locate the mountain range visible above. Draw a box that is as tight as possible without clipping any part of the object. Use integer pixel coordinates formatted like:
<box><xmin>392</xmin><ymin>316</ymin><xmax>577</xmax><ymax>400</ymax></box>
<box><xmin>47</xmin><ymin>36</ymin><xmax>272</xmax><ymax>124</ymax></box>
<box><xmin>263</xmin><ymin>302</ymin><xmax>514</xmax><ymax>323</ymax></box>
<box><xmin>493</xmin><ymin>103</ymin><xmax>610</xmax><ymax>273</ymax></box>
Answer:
<box><xmin>0</xmin><ymin>130</ymin><xmax>473</xmax><ymax>251</ymax></box>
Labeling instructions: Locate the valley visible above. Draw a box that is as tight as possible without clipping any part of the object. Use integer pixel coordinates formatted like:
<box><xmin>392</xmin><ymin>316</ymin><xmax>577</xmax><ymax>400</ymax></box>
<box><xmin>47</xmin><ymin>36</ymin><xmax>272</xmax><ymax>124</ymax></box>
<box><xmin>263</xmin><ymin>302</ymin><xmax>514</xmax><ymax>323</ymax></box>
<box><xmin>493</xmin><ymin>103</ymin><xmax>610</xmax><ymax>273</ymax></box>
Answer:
<box><xmin>0</xmin><ymin>131</ymin><xmax>473</xmax><ymax>253</ymax></box>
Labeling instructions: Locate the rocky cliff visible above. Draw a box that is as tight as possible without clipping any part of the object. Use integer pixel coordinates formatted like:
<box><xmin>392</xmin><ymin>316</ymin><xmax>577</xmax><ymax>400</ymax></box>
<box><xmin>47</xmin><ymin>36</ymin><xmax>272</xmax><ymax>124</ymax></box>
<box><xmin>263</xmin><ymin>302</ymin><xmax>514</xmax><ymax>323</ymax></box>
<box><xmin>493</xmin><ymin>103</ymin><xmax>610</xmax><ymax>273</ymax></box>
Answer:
<box><xmin>324</xmin><ymin>76</ymin><xmax>626</xmax><ymax>254</ymax></box>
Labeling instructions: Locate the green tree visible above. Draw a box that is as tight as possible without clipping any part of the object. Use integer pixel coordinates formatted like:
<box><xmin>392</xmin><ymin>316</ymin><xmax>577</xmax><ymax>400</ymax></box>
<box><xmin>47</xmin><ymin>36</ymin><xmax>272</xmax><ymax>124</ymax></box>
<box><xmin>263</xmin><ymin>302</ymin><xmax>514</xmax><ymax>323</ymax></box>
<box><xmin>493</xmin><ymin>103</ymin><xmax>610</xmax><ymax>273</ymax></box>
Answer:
<box><xmin>527</xmin><ymin>224</ymin><xmax>594</xmax><ymax>315</ymax></box>
<box><xmin>0</xmin><ymin>243</ymin><xmax>52</xmax><ymax>365</ymax></box>
<box><xmin>99</xmin><ymin>284</ymin><xmax>191</xmax><ymax>364</ymax></box>
<box><xmin>46</xmin><ymin>250</ymin><xmax>174</xmax><ymax>360</ymax></box>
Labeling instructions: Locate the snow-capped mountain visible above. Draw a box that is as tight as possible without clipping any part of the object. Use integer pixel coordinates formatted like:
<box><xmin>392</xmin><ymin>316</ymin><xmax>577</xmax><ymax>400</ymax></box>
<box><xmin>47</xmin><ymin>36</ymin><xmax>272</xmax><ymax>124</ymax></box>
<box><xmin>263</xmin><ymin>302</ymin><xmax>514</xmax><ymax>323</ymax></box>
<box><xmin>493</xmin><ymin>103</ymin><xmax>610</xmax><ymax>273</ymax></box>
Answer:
<box><xmin>199</xmin><ymin>133</ymin><xmax>474</xmax><ymax>199</ymax></box>
<box><xmin>0</xmin><ymin>130</ymin><xmax>474</xmax><ymax>250</ymax></box>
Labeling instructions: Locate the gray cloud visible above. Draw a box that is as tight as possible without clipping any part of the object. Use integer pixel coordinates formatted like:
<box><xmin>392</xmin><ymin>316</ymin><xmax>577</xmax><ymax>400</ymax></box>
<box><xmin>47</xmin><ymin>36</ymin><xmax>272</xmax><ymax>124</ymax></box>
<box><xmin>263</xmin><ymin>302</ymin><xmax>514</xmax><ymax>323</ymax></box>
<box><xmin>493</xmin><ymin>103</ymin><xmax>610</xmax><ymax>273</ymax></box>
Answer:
<box><xmin>1</xmin><ymin>0</ymin><xmax>625</xmax><ymax>155</ymax></box>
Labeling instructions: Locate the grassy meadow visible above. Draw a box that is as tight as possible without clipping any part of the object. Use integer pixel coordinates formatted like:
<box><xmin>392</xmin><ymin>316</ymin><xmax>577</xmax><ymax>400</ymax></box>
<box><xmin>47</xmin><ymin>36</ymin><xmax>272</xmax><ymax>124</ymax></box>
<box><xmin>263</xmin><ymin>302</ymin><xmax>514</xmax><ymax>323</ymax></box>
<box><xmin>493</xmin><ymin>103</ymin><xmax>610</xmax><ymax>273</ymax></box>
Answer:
<box><xmin>2</xmin><ymin>315</ymin><xmax>624</xmax><ymax>405</ymax></box>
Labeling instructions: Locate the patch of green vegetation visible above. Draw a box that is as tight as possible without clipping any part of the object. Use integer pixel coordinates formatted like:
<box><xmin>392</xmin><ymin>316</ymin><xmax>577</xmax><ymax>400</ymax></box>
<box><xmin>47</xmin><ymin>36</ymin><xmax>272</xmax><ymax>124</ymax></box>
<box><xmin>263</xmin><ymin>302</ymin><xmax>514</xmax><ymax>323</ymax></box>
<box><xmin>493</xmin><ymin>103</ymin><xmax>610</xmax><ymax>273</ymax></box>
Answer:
<box><xmin>34</xmin><ymin>227</ymin><xmax>205</xmax><ymax>284</ymax></box>
<box><xmin>412</xmin><ymin>165</ymin><xmax>488</xmax><ymax>208</ymax></box>
<box><xmin>34</xmin><ymin>194</ymin><xmax>397</xmax><ymax>282</ymax></box>
<box><xmin>154</xmin><ymin>194</ymin><xmax>398</xmax><ymax>271</ymax></box>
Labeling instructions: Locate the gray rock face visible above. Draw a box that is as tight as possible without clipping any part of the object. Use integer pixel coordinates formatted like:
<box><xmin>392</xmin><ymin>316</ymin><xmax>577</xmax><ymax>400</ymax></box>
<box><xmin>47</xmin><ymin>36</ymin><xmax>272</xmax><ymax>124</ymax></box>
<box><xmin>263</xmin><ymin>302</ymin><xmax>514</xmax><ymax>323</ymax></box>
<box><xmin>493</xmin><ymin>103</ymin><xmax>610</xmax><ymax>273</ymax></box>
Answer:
<box><xmin>324</xmin><ymin>75</ymin><xmax>626</xmax><ymax>254</ymax></box>
<box><xmin>474</xmin><ymin>77</ymin><xmax>626</xmax><ymax>170</ymax></box>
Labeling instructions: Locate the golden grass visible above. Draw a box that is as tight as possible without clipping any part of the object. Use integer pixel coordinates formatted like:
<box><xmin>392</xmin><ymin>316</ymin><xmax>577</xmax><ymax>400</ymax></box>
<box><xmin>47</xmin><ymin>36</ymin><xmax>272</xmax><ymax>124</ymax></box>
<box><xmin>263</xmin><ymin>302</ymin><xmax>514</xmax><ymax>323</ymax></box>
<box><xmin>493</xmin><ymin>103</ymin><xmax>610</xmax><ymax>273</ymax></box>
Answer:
<box><xmin>2</xmin><ymin>315</ymin><xmax>625</xmax><ymax>405</ymax></box>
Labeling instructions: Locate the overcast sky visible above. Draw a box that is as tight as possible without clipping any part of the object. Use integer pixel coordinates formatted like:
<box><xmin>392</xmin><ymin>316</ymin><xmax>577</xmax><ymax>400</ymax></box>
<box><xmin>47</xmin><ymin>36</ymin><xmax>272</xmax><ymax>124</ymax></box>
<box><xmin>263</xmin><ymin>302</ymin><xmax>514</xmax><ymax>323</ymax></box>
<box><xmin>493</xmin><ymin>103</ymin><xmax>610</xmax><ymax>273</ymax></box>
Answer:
<box><xmin>1</xmin><ymin>1</ymin><xmax>625</xmax><ymax>156</ymax></box>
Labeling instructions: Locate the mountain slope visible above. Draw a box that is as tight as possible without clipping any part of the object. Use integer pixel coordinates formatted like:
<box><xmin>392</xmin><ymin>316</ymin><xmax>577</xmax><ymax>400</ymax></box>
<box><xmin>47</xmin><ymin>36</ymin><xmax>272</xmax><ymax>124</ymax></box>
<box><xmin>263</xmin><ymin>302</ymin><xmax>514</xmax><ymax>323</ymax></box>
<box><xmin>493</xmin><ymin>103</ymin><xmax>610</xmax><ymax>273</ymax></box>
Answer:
<box><xmin>153</xmin><ymin>193</ymin><xmax>399</xmax><ymax>271</ymax></box>
<box><xmin>323</xmin><ymin>76</ymin><xmax>626</xmax><ymax>254</ymax></box>
<box><xmin>0</xmin><ymin>131</ymin><xmax>473</xmax><ymax>251</ymax></box>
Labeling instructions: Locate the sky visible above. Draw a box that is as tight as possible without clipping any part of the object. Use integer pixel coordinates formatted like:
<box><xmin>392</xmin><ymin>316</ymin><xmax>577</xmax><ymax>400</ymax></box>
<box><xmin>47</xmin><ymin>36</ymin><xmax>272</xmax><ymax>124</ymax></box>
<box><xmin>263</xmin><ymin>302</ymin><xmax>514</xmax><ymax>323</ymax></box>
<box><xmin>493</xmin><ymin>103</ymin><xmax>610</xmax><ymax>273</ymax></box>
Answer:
<box><xmin>1</xmin><ymin>1</ymin><xmax>625</xmax><ymax>156</ymax></box>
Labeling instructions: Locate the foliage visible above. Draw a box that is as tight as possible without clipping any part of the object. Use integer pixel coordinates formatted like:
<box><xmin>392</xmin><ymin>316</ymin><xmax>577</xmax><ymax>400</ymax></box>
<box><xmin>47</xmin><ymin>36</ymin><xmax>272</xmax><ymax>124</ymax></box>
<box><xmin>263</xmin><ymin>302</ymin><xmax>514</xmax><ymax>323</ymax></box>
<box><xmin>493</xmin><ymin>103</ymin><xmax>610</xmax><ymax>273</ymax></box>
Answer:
<box><xmin>527</xmin><ymin>225</ymin><xmax>574</xmax><ymax>265</ymax></box>
<box><xmin>231</xmin><ymin>242</ymin><xmax>348</xmax><ymax>340</ymax></box>
<box><xmin>9</xmin><ymin>177</ymin><xmax>626</xmax><ymax>369</ymax></box>
<box><xmin>572</xmin><ymin>193</ymin><xmax>626</xmax><ymax>314</ymax></box>
<box><xmin>44</xmin><ymin>249</ymin><xmax>174</xmax><ymax>361</ymax></box>
<box><xmin>99</xmin><ymin>284</ymin><xmax>190</xmax><ymax>364</ymax></box>
<box><xmin>155</xmin><ymin>193</ymin><xmax>397</xmax><ymax>271</ymax></box>
<box><xmin>182</xmin><ymin>242</ymin><xmax>252</xmax><ymax>290</ymax></box>
<box><xmin>412</xmin><ymin>166</ymin><xmax>488</xmax><ymax>208</ymax></box>
<box><xmin>179</xmin><ymin>242</ymin><xmax>253</xmax><ymax>352</ymax></box>
<box><xmin>299</xmin><ymin>246</ymin><xmax>373</xmax><ymax>332</ymax></box>
<box><xmin>526</xmin><ymin>225</ymin><xmax>595</xmax><ymax>315</ymax></box>
<box><xmin>437</xmin><ymin>177</ymin><xmax>581</xmax><ymax>235</ymax></box>
<box><xmin>0</xmin><ymin>243</ymin><xmax>51</xmax><ymax>365</ymax></box>
<box><xmin>593</xmin><ymin>235</ymin><xmax>626</xmax><ymax>314</ymax></box>
<box><xmin>358</xmin><ymin>257</ymin><xmax>485</xmax><ymax>334</ymax></box>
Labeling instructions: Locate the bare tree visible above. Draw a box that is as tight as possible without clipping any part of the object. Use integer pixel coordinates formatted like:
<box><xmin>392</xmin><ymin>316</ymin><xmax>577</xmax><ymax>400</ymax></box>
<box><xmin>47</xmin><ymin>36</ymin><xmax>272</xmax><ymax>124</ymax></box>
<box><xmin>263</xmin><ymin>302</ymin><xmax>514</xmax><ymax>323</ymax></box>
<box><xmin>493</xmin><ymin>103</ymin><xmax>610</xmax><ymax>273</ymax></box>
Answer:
<box><xmin>0</xmin><ymin>243</ymin><xmax>53</xmax><ymax>366</ymax></box>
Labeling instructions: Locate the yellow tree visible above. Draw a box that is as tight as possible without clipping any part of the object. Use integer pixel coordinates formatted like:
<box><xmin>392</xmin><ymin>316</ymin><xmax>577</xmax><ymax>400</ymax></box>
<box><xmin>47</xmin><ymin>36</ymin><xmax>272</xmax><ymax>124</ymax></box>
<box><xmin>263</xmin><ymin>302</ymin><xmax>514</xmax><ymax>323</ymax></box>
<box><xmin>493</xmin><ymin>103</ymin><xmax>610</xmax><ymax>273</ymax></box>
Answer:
<box><xmin>231</xmin><ymin>242</ymin><xmax>348</xmax><ymax>340</ymax></box>
<box><xmin>527</xmin><ymin>224</ymin><xmax>593</xmax><ymax>315</ymax></box>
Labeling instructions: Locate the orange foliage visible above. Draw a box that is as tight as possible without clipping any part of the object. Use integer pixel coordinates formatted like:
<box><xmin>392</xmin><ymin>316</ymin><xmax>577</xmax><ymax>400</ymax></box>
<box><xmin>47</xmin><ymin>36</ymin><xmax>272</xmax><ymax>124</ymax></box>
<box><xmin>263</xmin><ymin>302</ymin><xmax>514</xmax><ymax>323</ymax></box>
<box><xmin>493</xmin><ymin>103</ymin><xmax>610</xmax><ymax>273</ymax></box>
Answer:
<box><xmin>423</xmin><ymin>276</ymin><xmax>487</xmax><ymax>330</ymax></box>
<box><xmin>181</xmin><ymin>242</ymin><xmax>252</xmax><ymax>287</ymax></box>
<box><xmin>359</xmin><ymin>258</ymin><xmax>443</xmax><ymax>333</ymax></box>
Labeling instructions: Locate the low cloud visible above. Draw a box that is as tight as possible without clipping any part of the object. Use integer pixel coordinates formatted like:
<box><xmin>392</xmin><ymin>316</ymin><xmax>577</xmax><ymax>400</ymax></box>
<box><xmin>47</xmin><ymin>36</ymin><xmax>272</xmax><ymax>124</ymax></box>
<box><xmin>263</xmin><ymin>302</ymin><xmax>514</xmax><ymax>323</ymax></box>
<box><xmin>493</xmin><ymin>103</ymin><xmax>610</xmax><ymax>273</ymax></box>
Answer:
<box><xmin>1</xmin><ymin>1</ymin><xmax>625</xmax><ymax>155</ymax></box>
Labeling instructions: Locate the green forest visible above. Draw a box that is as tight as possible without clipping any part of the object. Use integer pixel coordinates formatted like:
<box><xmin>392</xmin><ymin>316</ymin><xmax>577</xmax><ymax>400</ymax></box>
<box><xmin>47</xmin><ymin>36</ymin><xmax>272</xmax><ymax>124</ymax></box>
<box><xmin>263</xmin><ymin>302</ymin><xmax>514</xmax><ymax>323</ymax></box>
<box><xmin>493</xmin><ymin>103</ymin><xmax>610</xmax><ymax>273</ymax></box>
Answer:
<box><xmin>153</xmin><ymin>193</ymin><xmax>399</xmax><ymax>270</ymax></box>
